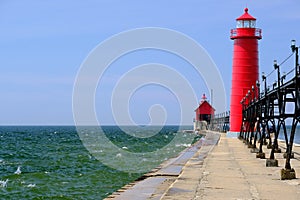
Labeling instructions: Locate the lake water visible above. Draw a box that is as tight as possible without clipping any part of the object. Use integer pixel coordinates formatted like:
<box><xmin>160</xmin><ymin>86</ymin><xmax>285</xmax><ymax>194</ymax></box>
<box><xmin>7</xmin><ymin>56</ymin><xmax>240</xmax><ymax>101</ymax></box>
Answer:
<box><xmin>0</xmin><ymin>125</ymin><xmax>197</xmax><ymax>199</ymax></box>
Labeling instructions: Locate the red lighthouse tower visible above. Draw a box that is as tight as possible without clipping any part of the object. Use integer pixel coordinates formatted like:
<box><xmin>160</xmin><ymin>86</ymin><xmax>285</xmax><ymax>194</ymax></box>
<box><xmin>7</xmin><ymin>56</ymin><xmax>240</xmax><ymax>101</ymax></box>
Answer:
<box><xmin>229</xmin><ymin>8</ymin><xmax>262</xmax><ymax>133</ymax></box>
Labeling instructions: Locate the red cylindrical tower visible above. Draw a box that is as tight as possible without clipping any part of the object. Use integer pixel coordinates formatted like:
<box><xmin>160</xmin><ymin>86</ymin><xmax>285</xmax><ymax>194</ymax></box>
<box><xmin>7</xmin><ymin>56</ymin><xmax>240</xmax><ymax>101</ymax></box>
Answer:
<box><xmin>229</xmin><ymin>8</ymin><xmax>262</xmax><ymax>133</ymax></box>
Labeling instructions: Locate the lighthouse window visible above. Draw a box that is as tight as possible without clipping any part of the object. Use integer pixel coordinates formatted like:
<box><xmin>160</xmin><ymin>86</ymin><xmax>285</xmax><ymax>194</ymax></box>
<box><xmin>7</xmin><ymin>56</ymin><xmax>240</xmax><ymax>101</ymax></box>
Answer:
<box><xmin>250</xmin><ymin>20</ymin><xmax>256</xmax><ymax>28</ymax></box>
<box><xmin>236</xmin><ymin>20</ymin><xmax>243</xmax><ymax>28</ymax></box>
<box><xmin>243</xmin><ymin>20</ymin><xmax>250</xmax><ymax>28</ymax></box>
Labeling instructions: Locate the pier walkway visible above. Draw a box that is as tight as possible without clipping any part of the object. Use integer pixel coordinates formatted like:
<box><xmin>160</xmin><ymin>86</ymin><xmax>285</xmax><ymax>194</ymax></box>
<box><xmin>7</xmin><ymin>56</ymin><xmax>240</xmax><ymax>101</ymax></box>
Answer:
<box><xmin>106</xmin><ymin>131</ymin><xmax>300</xmax><ymax>200</ymax></box>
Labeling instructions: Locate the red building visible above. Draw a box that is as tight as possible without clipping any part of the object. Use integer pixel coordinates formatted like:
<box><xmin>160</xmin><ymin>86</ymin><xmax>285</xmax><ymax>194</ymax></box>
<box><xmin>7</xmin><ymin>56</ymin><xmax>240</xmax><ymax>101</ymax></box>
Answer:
<box><xmin>194</xmin><ymin>94</ymin><xmax>215</xmax><ymax>124</ymax></box>
<box><xmin>229</xmin><ymin>8</ymin><xmax>262</xmax><ymax>133</ymax></box>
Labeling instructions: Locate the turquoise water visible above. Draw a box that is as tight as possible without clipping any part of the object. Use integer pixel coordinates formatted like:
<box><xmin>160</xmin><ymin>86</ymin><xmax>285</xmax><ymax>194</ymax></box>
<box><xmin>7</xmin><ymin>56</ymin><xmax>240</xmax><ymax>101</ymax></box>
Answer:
<box><xmin>0</xmin><ymin>126</ymin><xmax>196</xmax><ymax>199</ymax></box>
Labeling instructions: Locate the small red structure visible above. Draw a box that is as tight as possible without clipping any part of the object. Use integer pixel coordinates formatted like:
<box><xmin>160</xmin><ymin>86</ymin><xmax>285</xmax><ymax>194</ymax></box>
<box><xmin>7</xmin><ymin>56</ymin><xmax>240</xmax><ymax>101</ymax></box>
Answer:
<box><xmin>229</xmin><ymin>8</ymin><xmax>262</xmax><ymax>132</ymax></box>
<box><xmin>195</xmin><ymin>94</ymin><xmax>215</xmax><ymax>124</ymax></box>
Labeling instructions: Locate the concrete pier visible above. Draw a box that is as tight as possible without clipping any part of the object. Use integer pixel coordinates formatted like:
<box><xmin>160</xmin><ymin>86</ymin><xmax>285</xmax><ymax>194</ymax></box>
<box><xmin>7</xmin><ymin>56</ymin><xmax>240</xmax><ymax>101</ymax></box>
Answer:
<box><xmin>105</xmin><ymin>131</ymin><xmax>300</xmax><ymax>200</ymax></box>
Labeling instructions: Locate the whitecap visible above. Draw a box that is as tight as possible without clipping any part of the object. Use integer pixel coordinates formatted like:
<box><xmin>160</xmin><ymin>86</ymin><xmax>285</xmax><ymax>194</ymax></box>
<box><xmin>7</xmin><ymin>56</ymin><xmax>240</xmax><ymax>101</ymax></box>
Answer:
<box><xmin>14</xmin><ymin>166</ymin><xmax>21</xmax><ymax>175</ymax></box>
<box><xmin>0</xmin><ymin>179</ymin><xmax>8</xmax><ymax>187</ymax></box>
<box><xmin>116</xmin><ymin>153</ymin><xmax>122</xmax><ymax>158</ymax></box>
<box><xmin>93</xmin><ymin>150</ymin><xmax>103</xmax><ymax>153</ymax></box>
<box><xmin>182</xmin><ymin>143</ymin><xmax>191</xmax><ymax>147</ymax></box>
<box><xmin>122</xmin><ymin>146</ymin><xmax>128</xmax><ymax>150</ymax></box>
<box><xmin>175</xmin><ymin>143</ymin><xmax>191</xmax><ymax>147</ymax></box>
<box><xmin>27</xmin><ymin>183</ymin><xmax>36</xmax><ymax>188</ymax></box>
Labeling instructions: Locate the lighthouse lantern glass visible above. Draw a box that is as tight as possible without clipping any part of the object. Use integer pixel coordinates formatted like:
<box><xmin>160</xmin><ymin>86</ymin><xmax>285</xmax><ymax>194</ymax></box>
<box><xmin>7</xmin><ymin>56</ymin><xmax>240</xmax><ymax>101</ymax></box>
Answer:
<box><xmin>237</xmin><ymin>20</ymin><xmax>243</xmax><ymax>28</ymax></box>
<box><xmin>244</xmin><ymin>20</ymin><xmax>250</xmax><ymax>28</ymax></box>
<box><xmin>250</xmin><ymin>20</ymin><xmax>256</xmax><ymax>28</ymax></box>
<box><xmin>237</xmin><ymin>20</ymin><xmax>256</xmax><ymax>28</ymax></box>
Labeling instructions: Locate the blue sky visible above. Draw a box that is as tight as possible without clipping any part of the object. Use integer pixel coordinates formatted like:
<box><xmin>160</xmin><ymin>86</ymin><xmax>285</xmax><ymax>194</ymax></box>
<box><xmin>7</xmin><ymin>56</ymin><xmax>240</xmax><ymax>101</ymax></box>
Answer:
<box><xmin>0</xmin><ymin>0</ymin><xmax>299</xmax><ymax>125</ymax></box>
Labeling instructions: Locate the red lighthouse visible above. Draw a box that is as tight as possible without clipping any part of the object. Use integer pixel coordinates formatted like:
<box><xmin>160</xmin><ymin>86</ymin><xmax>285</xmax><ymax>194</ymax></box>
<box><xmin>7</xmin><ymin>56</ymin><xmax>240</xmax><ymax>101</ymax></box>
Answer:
<box><xmin>229</xmin><ymin>8</ymin><xmax>262</xmax><ymax>133</ymax></box>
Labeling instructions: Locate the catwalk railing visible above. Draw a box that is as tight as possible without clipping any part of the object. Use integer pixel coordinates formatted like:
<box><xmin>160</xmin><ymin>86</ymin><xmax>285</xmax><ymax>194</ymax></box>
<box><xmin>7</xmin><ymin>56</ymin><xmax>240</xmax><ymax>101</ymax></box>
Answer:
<box><xmin>239</xmin><ymin>40</ymin><xmax>299</xmax><ymax>180</ymax></box>
<box><xmin>210</xmin><ymin>111</ymin><xmax>230</xmax><ymax>132</ymax></box>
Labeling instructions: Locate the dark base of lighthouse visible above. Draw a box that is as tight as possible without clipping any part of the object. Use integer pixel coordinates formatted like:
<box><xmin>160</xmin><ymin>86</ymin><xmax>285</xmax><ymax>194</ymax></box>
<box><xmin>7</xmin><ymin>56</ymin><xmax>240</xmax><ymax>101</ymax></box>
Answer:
<box><xmin>226</xmin><ymin>131</ymin><xmax>239</xmax><ymax>138</ymax></box>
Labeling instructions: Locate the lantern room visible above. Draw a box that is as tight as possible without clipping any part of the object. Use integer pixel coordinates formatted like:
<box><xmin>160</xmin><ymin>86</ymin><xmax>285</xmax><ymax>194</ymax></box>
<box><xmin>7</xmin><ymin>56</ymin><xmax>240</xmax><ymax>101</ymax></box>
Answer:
<box><xmin>236</xmin><ymin>8</ymin><xmax>256</xmax><ymax>28</ymax></box>
<box><xmin>230</xmin><ymin>8</ymin><xmax>262</xmax><ymax>39</ymax></box>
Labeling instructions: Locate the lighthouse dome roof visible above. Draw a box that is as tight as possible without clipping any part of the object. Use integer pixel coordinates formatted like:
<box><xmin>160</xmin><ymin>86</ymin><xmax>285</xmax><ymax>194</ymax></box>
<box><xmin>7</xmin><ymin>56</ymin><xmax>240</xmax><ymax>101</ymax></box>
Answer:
<box><xmin>236</xmin><ymin>8</ymin><xmax>256</xmax><ymax>21</ymax></box>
